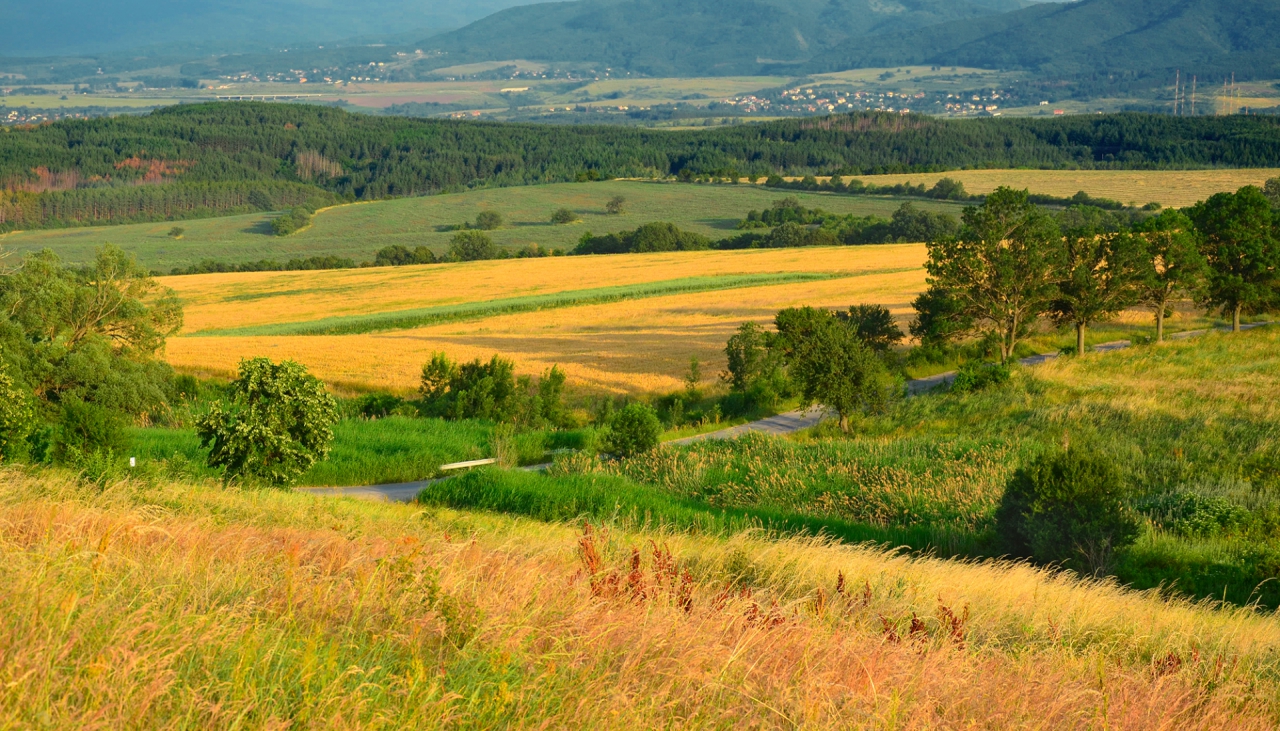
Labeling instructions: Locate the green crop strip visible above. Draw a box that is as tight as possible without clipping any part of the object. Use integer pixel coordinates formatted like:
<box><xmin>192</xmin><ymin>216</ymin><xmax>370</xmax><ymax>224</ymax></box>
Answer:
<box><xmin>192</xmin><ymin>270</ymin><xmax>913</xmax><ymax>337</ymax></box>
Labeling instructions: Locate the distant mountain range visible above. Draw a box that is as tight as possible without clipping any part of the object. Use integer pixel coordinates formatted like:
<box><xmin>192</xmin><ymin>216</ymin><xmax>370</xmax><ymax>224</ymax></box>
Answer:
<box><xmin>808</xmin><ymin>0</ymin><xmax>1280</xmax><ymax>80</ymax></box>
<box><xmin>418</xmin><ymin>0</ymin><xmax>1280</xmax><ymax>83</ymax></box>
<box><xmin>424</xmin><ymin>0</ymin><xmax>1036</xmax><ymax>76</ymax></box>
<box><xmin>0</xmin><ymin>0</ymin><xmax>542</xmax><ymax>56</ymax></box>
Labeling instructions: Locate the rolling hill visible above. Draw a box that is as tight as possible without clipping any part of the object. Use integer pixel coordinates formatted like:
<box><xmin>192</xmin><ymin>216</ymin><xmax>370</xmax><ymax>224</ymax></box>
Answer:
<box><xmin>808</xmin><ymin>0</ymin><xmax>1280</xmax><ymax>81</ymax></box>
<box><xmin>422</xmin><ymin>0</ymin><xmax>1035</xmax><ymax>76</ymax></box>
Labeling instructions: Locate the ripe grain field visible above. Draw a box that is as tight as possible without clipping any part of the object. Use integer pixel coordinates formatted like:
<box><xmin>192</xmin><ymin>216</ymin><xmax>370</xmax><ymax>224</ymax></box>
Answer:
<box><xmin>165</xmin><ymin>246</ymin><xmax>928</xmax><ymax>393</ymax></box>
<box><xmin>845</xmin><ymin>168</ymin><xmax>1280</xmax><ymax>208</ymax></box>
<box><xmin>0</xmin><ymin>181</ymin><xmax>962</xmax><ymax>271</ymax></box>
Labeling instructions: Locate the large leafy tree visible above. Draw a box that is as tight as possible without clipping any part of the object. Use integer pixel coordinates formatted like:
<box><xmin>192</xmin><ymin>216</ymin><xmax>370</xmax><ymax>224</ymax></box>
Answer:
<box><xmin>1050</xmin><ymin>226</ymin><xmax>1147</xmax><ymax>356</ymax></box>
<box><xmin>197</xmin><ymin>358</ymin><xmax>338</xmax><ymax>486</ymax></box>
<box><xmin>1132</xmin><ymin>210</ymin><xmax>1208</xmax><ymax>342</ymax></box>
<box><xmin>924</xmin><ymin>188</ymin><xmax>1063</xmax><ymax>362</ymax></box>
<box><xmin>0</xmin><ymin>245</ymin><xmax>182</xmax><ymax>416</ymax></box>
<box><xmin>784</xmin><ymin>312</ymin><xmax>896</xmax><ymax>432</ymax></box>
<box><xmin>1188</xmin><ymin>186</ymin><xmax>1280</xmax><ymax>331</ymax></box>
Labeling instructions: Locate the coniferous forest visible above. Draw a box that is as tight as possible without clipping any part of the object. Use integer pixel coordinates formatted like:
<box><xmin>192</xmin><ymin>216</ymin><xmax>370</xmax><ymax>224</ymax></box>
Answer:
<box><xmin>4</xmin><ymin>103</ymin><xmax>1280</xmax><ymax>231</ymax></box>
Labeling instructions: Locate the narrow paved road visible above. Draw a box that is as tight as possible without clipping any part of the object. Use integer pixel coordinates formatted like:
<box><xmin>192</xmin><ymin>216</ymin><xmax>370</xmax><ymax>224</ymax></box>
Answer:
<box><xmin>302</xmin><ymin>321</ymin><xmax>1271</xmax><ymax>502</ymax></box>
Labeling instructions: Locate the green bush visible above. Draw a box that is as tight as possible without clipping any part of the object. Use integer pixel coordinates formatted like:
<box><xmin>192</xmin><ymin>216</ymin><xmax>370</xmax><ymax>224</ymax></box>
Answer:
<box><xmin>271</xmin><ymin>207</ymin><xmax>312</xmax><ymax>236</ymax></box>
<box><xmin>996</xmin><ymin>449</ymin><xmax>1140</xmax><ymax>576</ymax></box>
<box><xmin>54</xmin><ymin>398</ymin><xmax>129</xmax><ymax>463</ymax></box>
<box><xmin>375</xmin><ymin>245</ymin><xmax>436</xmax><ymax>266</ymax></box>
<box><xmin>474</xmin><ymin>210</ymin><xmax>504</xmax><ymax>230</ymax></box>
<box><xmin>0</xmin><ymin>367</ymin><xmax>35</xmax><ymax>462</ymax></box>
<box><xmin>196</xmin><ymin>358</ymin><xmax>338</xmax><ymax>486</ymax></box>
<box><xmin>550</xmin><ymin>208</ymin><xmax>579</xmax><ymax>225</ymax></box>
<box><xmin>950</xmin><ymin>362</ymin><xmax>1011</xmax><ymax>394</ymax></box>
<box><xmin>352</xmin><ymin>393</ymin><xmax>406</xmax><ymax>419</ymax></box>
<box><xmin>448</xmin><ymin>230</ymin><xmax>497</xmax><ymax>262</ymax></box>
<box><xmin>604</xmin><ymin>403</ymin><xmax>662</xmax><ymax>458</ymax></box>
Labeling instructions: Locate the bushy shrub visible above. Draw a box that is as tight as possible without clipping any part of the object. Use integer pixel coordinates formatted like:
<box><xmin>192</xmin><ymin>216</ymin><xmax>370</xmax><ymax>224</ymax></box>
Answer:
<box><xmin>996</xmin><ymin>449</ymin><xmax>1140</xmax><ymax>575</ymax></box>
<box><xmin>551</xmin><ymin>208</ymin><xmax>579</xmax><ymax>225</ymax></box>
<box><xmin>950</xmin><ymin>362</ymin><xmax>1011</xmax><ymax>394</ymax></box>
<box><xmin>574</xmin><ymin>222</ymin><xmax>710</xmax><ymax>255</ymax></box>
<box><xmin>196</xmin><ymin>358</ymin><xmax>338</xmax><ymax>486</ymax></box>
<box><xmin>0</xmin><ymin>367</ymin><xmax>35</xmax><ymax>462</ymax></box>
<box><xmin>474</xmin><ymin>210</ymin><xmax>504</xmax><ymax>230</ymax></box>
<box><xmin>604</xmin><ymin>403</ymin><xmax>662</xmax><ymax>458</ymax></box>
<box><xmin>271</xmin><ymin>207</ymin><xmax>312</xmax><ymax>236</ymax></box>
<box><xmin>353</xmin><ymin>393</ymin><xmax>405</xmax><ymax>419</ymax></box>
<box><xmin>420</xmin><ymin>353</ymin><xmax>572</xmax><ymax>428</ymax></box>
<box><xmin>375</xmin><ymin>245</ymin><xmax>437</xmax><ymax>267</ymax></box>
<box><xmin>605</xmin><ymin>196</ymin><xmax>626</xmax><ymax>215</ymax></box>
<box><xmin>54</xmin><ymin>398</ymin><xmax>129</xmax><ymax>463</ymax></box>
<box><xmin>448</xmin><ymin>230</ymin><xmax>497</xmax><ymax>262</ymax></box>
<box><xmin>1141</xmin><ymin>491</ymin><xmax>1251</xmax><ymax>538</ymax></box>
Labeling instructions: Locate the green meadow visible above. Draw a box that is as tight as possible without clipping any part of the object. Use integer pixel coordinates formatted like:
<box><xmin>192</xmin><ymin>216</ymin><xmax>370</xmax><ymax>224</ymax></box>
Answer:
<box><xmin>0</xmin><ymin>181</ymin><xmax>965</xmax><ymax>271</ymax></box>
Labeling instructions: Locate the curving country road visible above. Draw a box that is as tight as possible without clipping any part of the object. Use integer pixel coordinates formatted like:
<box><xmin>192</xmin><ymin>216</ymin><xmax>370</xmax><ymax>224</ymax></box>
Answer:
<box><xmin>299</xmin><ymin>322</ymin><xmax>1271</xmax><ymax>502</ymax></box>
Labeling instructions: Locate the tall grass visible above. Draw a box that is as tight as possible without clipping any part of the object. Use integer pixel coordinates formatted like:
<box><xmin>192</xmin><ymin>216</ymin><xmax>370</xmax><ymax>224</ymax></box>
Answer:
<box><xmin>415</xmin><ymin>467</ymin><xmax>977</xmax><ymax>552</ymax></box>
<box><xmin>2</xmin><ymin>467</ymin><xmax>1278</xmax><ymax>728</ymax></box>
<box><xmin>196</xmin><ymin>272</ymin><xmax>858</xmax><ymax>336</ymax></box>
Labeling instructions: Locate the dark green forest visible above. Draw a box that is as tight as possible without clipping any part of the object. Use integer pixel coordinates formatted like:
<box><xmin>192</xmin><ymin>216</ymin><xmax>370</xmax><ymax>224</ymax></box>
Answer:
<box><xmin>4</xmin><ymin>103</ymin><xmax>1280</xmax><ymax>231</ymax></box>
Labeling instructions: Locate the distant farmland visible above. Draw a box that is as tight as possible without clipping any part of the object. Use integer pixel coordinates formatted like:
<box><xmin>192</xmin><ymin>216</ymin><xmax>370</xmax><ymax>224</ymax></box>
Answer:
<box><xmin>846</xmin><ymin>168</ymin><xmax>1280</xmax><ymax>208</ymax></box>
<box><xmin>0</xmin><ymin>181</ymin><xmax>963</xmax><ymax>271</ymax></box>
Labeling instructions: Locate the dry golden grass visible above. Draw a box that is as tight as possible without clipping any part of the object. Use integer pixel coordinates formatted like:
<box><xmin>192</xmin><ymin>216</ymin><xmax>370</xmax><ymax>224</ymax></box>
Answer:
<box><xmin>844</xmin><ymin>169</ymin><xmax>1280</xmax><ymax>208</ymax></box>
<box><xmin>3</xmin><ymin>467</ymin><xmax>1278</xmax><ymax>729</ymax></box>
<box><xmin>164</xmin><ymin>245</ymin><xmax>925</xmax><ymax>333</ymax></box>
<box><xmin>167</xmin><ymin>257</ymin><xmax>927</xmax><ymax>394</ymax></box>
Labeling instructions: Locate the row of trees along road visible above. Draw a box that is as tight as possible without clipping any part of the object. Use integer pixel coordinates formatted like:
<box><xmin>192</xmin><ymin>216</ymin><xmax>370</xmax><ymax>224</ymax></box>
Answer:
<box><xmin>919</xmin><ymin>186</ymin><xmax>1280</xmax><ymax>360</ymax></box>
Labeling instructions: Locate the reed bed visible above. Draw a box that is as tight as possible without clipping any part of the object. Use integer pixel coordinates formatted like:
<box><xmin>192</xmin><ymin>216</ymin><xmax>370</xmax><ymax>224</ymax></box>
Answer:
<box><xmin>3</xmin><ymin>467</ymin><xmax>1280</xmax><ymax>728</ymax></box>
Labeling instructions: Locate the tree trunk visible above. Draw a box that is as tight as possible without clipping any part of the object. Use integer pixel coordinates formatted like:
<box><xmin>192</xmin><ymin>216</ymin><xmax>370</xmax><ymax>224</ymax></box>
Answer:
<box><xmin>1156</xmin><ymin>308</ymin><xmax>1165</xmax><ymax>343</ymax></box>
<box><xmin>1234</xmin><ymin>304</ymin><xmax>1242</xmax><ymax>332</ymax></box>
<box><xmin>1077</xmin><ymin>322</ymin><xmax>1086</xmax><ymax>357</ymax></box>
<box><xmin>839</xmin><ymin>413</ymin><xmax>850</xmax><ymax>433</ymax></box>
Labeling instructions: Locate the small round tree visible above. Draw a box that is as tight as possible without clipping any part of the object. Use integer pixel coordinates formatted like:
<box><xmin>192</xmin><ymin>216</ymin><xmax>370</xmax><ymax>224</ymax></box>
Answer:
<box><xmin>474</xmin><ymin>210</ymin><xmax>504</xmax><ymax>230</ymax></box>
<box><xmin>197</xmin><ymin>358</ymin><xmax>338</xmax><ymax>486</ymax></box>
<box><xmin>448</xmin><ymin>230</ymin><xmax>497</xmax><ymax>262</ymax></box>
<box><xmin>996</xmin><ymin>449</ymin><xmax>1139</xmax><ymax>576</ymax></box>
<box><xmin>604</xmin><ymin>403</ymin><xmax>662</xmax><ymax>458</ymax></box>
<box><xmin>551</xmin><ymin>208</ymin><xmax>580</xmax><ymax>225</ymax></box>
<box><xmin>605</xmin><ymin>196</ymin><xmax>626</xmax><ymax>215</ymax></box>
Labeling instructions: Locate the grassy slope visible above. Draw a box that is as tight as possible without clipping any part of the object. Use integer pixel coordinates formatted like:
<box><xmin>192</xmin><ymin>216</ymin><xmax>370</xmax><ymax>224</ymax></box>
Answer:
<box><xmin>2</xmin><ymin>467</ymin><xmax>1278</xmax><ymax>728</ymax></box>
<box><xmin>572</xmin><ymin>326</ymin><xmax>1280</xmax><ymax>604</ymax></box>
<box><xmin>0</xmin><ymin>181</ymin><xmax>964</xmax><ymax>271</ymax></box>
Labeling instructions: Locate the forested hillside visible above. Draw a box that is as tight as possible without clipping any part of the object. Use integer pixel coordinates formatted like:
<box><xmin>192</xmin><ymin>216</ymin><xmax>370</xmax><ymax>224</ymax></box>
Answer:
<box><xmin>424</xmin><ymin>0</ymin><xmax>1031</xmax><ymax>76</ymax></box>
<box><xmin>808</xmin><ymin>0</ymin><xmax>1280</xmax><ymax>82</ymax></box>
<box><xmin>4</xmin><ymin>103</ymin><xmax>1280</xmax><ymax>231</ymax></box>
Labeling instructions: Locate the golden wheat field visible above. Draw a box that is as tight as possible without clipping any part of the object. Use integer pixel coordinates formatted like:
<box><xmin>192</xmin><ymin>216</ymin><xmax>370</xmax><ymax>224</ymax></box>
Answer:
<box><xmin>165</xmin><ymin>246</ymin><xmax>927</xmax><ymax>393</ymax></box>
<box><xmin>842</xmin><ymin>168</ymin><xmax>1280</xmax><ymax>208</ymax></box>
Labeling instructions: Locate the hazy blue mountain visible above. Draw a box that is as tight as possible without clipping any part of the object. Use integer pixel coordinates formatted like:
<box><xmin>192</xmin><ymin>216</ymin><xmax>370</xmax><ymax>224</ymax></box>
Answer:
<box><xmin>808</xmin><ymin>0</ymin><xmax>1280</xmax><ymax>80</ymax></box>
<box><xmin>0</xmin><ymin>0</ymin><xmax>543</xmax><ymax>56</ymax></box>
<box><xmin>422</xmin><ymin>0</ymin><xmax>1035</xmax><ymax>76</ymax></box>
